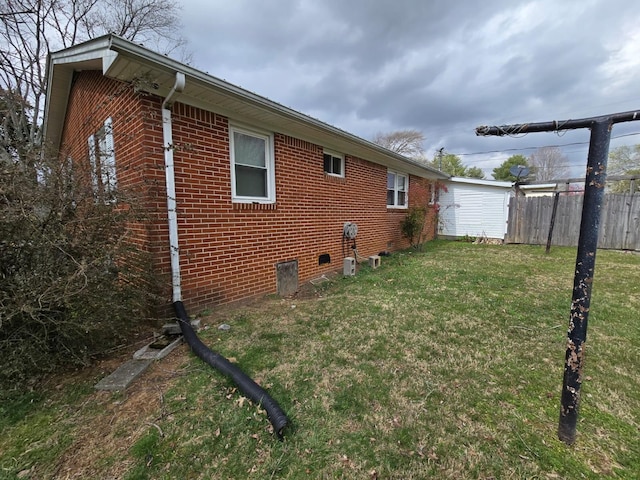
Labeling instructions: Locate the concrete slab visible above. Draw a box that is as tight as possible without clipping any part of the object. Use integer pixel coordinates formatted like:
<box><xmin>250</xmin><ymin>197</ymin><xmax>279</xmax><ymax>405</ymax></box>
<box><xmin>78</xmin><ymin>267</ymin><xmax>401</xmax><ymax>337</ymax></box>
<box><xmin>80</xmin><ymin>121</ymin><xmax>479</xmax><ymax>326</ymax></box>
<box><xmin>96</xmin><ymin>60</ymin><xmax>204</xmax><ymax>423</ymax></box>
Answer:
<box><xmin>94</xmin><ymin>359</ymin><xmax>153</xmax><ymax>391</ymax></box>
<box><xmin>94</xmin><ymin>320</ymin><xmax>200</xmax><ymax>391</ymax></box>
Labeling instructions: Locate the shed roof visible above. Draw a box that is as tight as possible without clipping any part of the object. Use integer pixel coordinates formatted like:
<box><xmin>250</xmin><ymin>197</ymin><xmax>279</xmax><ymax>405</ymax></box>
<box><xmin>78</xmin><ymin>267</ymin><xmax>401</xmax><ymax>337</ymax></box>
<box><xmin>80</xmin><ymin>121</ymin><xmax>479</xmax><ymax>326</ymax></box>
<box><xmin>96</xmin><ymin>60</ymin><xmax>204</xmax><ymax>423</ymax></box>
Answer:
<box><xmin>44</xmin><ymin>35</ymin><xmax>447</xmax><ymax>181</ymax></box>
<box><xmin>446</xmin><ymin>176</ymin><xmax>513</xmax><ymax>189</ymax></box>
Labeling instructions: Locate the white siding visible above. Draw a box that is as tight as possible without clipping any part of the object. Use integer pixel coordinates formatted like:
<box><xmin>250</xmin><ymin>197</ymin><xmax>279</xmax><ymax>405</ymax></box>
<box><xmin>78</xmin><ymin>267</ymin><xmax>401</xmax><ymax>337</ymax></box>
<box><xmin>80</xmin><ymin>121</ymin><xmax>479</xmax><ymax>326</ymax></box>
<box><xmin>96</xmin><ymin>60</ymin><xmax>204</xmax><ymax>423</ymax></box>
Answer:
<box><xmin>439</xmin><ymin>180</ymin><xmax>512</xmax><ymax>239</ymax></box>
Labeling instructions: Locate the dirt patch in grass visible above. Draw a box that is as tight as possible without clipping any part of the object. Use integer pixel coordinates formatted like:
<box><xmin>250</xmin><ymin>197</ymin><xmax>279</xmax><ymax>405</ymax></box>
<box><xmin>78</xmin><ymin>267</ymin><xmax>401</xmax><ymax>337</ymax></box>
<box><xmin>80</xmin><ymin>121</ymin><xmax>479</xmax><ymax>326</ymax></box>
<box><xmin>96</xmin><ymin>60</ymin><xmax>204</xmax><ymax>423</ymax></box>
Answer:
<box><xmin>51</xmin><ymin>345</ymin><xmax>191</xmax><ymax>479</ymax></box>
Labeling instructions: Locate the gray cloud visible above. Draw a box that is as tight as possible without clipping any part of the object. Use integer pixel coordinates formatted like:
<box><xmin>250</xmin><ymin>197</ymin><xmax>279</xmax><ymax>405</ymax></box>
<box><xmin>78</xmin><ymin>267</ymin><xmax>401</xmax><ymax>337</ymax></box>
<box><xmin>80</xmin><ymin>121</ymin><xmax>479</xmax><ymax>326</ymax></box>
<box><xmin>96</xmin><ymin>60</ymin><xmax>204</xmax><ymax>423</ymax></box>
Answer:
<box><xmin>181</xmin><ymin>0</ymin><xmax>640</xmax><ymax>178</ymax></box>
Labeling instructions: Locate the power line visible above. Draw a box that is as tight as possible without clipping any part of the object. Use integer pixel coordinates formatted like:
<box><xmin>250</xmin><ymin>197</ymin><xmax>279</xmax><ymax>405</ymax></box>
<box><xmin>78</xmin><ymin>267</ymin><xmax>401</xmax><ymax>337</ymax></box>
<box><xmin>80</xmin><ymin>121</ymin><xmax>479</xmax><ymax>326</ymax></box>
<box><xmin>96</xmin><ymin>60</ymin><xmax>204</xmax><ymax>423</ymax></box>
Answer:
<box><xmin>448</xmin><ymin>131</ymin><xmax>640</xmax><ymax>158</ymax></box>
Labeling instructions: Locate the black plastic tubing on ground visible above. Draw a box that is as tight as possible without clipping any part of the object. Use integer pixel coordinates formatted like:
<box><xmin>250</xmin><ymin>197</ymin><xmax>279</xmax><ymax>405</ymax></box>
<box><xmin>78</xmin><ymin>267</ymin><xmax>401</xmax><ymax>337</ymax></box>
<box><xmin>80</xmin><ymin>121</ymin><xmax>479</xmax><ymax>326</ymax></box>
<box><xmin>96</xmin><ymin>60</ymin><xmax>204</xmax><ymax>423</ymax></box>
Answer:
<box><xmin>173</xmin><ymin>301</ymin><xmax>289</xmax><ymax>439</ymax></box>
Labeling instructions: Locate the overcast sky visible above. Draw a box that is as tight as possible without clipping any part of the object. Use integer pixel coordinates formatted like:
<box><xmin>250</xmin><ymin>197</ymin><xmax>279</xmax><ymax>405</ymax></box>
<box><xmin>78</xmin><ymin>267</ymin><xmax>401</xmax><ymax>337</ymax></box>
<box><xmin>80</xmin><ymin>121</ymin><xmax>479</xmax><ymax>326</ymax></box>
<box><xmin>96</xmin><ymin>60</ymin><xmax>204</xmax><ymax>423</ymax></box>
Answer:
<box><xmin>179</xmin><ymin>0</ymin><xmax>640</xmax><ymax>178</ymax></box>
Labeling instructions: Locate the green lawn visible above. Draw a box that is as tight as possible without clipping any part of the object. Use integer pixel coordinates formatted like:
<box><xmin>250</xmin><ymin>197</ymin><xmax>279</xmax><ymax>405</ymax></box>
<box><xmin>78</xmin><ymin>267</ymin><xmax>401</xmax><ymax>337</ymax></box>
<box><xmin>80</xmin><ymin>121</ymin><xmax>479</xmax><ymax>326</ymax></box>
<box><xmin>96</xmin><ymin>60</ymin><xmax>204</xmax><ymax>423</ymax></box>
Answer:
<box><xmin>1</xmin><ymin>241</ymin><xmax>639</xmax><ymax>479</ymax></box>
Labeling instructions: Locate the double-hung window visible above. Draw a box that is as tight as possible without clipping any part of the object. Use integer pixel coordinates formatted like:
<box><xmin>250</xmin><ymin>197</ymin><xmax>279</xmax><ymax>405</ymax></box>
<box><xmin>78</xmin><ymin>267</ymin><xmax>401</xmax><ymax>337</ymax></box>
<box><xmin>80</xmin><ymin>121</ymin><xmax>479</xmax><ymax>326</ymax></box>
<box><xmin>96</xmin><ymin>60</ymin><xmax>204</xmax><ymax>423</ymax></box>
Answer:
<box><xmin>88</xmin><ymin>117</ymin><xmax>116</xmax><ymax>202</ymax></box>
<box><xmin>387</xmin><ymin>170</ymin><xmax>408</xmax><ymax>208</ymax></box>
<box><xmin>323</xmin><ymin>150</ymin><xmax>344</xmax><ymax>177</ymax></box>
<box><xmin>230</xmin><ymin>125</ymin><xmax>275</xmax><ymax>203</ymax></box>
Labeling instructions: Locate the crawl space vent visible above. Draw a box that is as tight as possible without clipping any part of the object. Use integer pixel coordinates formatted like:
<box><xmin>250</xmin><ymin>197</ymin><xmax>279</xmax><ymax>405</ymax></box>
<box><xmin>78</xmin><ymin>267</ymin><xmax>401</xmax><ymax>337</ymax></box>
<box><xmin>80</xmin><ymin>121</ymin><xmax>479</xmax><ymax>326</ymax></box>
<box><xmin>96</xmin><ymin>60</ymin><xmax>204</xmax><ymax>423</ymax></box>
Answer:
<box><xmin>276</xmin><ymin>260</ymin><xmax>298</xmax><ymax>296</ymax></box>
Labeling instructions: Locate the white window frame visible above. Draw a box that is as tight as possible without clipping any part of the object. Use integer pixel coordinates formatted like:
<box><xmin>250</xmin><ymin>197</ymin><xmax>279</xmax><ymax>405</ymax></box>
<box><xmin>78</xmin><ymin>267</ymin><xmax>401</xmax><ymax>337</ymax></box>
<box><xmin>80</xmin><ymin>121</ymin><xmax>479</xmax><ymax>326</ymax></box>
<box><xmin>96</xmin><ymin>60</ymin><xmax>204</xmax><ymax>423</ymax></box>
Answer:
<box><xmin>229</xmin><ymin>124</ymin><xmax>276</xmax><ymax>203</ymax></box>
<box><xmin>387</xmin><ymin>170</ymin><xmax>408</xmax><ymax>209</ymax></box>
<box><xmin>87</xmin><ymin>117</ymin><xmax>116</xmax><ymax>202</ymax></box>
<box><xmin>323</xmin><ymin>150</ymin><xmax>345</xmax><ymax>177</ymax></box>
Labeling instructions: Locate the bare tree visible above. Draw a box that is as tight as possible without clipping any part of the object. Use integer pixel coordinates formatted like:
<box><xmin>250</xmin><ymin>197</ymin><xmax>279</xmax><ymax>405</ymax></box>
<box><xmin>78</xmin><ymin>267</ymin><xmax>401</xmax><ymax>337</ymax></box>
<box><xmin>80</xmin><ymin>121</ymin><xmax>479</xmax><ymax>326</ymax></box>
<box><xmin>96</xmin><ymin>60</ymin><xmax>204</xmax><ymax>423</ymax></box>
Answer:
<box><xmin>84</xmin><ymin>0</ymin><xmax>187</xmax><ymax>53</ymax></box>
<box><xmin>529</xmin><ymin>146</ymin><xmax>570</xmax><ymax>182</ymax></box>
<box><xmin>372</xmin><ymin>129</ymin><xmax>426</xmax><ymax>158</ymax></box>
<box><xmin>0</xmin><ymin>0</ymin><xmax>187</xmax><ymax>148</ymax></box>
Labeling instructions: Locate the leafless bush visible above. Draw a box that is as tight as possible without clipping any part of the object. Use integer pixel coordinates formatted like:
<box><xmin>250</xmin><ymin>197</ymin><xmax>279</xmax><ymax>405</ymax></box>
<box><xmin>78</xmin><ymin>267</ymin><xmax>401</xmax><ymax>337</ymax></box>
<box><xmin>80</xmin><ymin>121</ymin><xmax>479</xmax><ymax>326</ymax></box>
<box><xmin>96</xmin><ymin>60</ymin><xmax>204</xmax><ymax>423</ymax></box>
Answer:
<box><xmin>0</xmin><ymin>147</ymin><xmax>155</xmax><ymax>386</ymax></box>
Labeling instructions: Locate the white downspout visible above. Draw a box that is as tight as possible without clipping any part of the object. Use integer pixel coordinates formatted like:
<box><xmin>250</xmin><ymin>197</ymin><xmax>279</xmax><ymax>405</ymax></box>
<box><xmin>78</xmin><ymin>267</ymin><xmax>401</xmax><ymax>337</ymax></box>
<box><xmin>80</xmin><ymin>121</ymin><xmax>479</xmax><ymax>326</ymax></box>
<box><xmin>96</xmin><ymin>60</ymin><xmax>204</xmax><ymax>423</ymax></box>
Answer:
<box><xmin>162</xmin><ymin>72</ymin><xmax>186</xmax><ymax>302</ymax></box>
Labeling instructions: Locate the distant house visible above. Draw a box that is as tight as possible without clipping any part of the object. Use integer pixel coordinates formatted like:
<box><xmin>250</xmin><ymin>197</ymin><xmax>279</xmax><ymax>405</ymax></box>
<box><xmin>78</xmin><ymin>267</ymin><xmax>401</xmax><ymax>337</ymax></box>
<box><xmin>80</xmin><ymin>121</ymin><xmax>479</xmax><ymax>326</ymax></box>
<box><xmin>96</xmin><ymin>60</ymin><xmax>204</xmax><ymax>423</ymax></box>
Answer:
<box><xmin>438</xmin><ymin>177</ymin><xmax>513</xmax><ymax>240</ymax></box>
<box><xmin>44</xmin><ymin>35</ymin><xmax>447</xmax><ymax>310</ymax></box>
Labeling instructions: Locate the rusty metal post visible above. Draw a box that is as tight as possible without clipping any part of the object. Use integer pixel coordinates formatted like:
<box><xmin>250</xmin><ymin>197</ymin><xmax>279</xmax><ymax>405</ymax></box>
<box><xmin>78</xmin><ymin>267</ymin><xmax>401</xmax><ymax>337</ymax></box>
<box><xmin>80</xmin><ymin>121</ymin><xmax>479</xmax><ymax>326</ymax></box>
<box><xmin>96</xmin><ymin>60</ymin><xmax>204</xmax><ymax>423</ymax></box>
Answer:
<box><xmin>545</xmin><ymin>191</ymin><xmax>560</xmax><ymax>254</ymax></box>
<box><xmin>476</xmin><ymin>110</ymin><xmax>640</xmax><ymax>445</ymax></box>
<box><xmin>557</xmin><ymin>119</ymin><xmax>611</xmax><ymax>444</ymax></box>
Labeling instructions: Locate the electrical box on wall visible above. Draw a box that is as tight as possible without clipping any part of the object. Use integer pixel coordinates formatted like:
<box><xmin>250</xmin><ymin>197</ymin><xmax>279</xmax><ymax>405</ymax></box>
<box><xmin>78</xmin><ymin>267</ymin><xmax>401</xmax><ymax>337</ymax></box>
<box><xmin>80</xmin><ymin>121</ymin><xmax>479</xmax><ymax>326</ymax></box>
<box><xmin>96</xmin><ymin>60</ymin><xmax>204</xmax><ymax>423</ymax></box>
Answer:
<box><xmin>343</xmin><ymin>257</ymin><xmax>356</xmax><ymax>276</ymax></box>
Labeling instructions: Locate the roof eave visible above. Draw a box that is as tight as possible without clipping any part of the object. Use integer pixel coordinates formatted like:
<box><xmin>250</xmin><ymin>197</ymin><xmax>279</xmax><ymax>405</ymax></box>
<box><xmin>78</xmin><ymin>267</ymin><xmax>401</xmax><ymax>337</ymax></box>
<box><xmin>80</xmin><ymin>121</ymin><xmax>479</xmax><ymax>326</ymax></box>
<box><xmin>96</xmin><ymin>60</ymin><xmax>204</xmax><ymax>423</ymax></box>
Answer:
<box><xmin>447</xmin><ymin>176</ymin><xmax>513</xmax><ymax>188</ymax></box>
<box><xmin>45</xmin><ymin>35</ymin><xmax>448</xmax><ymax>180</ymax></box>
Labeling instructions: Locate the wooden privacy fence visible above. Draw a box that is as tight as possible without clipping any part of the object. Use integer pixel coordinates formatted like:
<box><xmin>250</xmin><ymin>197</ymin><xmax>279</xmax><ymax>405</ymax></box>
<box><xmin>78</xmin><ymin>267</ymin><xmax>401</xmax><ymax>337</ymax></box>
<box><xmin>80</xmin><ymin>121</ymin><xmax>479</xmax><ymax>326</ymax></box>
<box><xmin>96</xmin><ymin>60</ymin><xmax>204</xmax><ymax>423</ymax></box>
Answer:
<box><xmin>506</xmin><ymin>193</ymin><xmax>640</xmax><ymax>250</ymax></box>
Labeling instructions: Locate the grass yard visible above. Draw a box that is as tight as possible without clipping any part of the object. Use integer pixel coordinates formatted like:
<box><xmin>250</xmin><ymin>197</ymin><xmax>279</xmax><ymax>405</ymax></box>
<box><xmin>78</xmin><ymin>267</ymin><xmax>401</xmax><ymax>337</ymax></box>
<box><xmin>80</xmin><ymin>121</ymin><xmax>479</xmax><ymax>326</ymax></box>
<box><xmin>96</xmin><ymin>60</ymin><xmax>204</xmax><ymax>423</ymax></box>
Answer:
<box><xmin>1</xmin><ymin>240</ymin><xmax>639</xmax><ymax>479</ymax></box>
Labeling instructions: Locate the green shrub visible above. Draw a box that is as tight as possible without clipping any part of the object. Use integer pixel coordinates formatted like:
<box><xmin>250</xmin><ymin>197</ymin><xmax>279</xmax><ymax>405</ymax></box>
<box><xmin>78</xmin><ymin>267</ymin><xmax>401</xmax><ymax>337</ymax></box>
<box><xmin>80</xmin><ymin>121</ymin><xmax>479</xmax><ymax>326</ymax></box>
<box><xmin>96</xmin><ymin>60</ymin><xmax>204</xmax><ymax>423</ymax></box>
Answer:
<box><xmin>400</xmin><ymin>206</ymin><xmax>427</xmax><ymax>249</ymax></box>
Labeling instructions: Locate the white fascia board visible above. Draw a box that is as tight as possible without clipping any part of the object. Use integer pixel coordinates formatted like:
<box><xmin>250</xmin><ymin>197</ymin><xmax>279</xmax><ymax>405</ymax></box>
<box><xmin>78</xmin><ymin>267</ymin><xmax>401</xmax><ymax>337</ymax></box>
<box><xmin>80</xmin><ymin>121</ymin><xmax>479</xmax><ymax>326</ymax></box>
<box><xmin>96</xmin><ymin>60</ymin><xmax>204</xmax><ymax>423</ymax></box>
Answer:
<box><xmin>44</xmin><ymin>36</ymin><xmax>117</xmax><ymax>147</ymax></box>
<box><xmin>49</xmin><ymin>35</ymin><xmax>113</xmax><ymax>66</ymax></box>
<box><xmin>448</xmin><ymin>176</ymin><xmax>513</xmax><ymax>188</ymax></box>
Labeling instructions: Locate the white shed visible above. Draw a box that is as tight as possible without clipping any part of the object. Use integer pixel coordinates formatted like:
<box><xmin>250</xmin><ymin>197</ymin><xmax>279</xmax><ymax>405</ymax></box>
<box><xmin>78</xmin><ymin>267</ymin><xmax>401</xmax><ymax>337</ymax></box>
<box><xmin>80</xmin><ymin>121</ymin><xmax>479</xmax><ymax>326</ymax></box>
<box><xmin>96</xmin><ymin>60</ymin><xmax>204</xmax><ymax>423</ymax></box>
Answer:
<box><xmin>438</xmin><ymin>177</ymin><xmax>513</xmax><ymax>240</ymax></box>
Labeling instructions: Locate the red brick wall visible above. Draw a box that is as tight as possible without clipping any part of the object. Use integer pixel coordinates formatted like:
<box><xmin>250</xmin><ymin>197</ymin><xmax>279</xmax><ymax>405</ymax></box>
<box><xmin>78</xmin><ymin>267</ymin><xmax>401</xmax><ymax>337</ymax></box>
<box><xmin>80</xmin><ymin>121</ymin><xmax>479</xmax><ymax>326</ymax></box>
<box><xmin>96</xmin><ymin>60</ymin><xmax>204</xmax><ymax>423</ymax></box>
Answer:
<box><xmin>59</xmin><ymin>71</ymin><xmax>162</xmax><ymax>256</ymax></box>
<box><xmin>59</xmin><ymin>72</ymin><xmax>438</xmax><ymax>311</ymax></box>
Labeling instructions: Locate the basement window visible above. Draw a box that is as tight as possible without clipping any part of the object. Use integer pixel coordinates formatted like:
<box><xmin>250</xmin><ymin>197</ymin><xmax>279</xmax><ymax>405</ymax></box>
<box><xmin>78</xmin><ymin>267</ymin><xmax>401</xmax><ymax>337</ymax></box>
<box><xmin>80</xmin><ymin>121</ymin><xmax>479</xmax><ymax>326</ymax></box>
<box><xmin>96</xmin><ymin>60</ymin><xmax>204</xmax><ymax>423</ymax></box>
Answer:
<box><xmin>323</xmin><ymin>150</ymin><xmax>344</xmax><ymax>177</ymax></box>
<box><xmin>230</xmin><ymin>124</ymin><xmax>275</xmax><ymax>203</ymax></box>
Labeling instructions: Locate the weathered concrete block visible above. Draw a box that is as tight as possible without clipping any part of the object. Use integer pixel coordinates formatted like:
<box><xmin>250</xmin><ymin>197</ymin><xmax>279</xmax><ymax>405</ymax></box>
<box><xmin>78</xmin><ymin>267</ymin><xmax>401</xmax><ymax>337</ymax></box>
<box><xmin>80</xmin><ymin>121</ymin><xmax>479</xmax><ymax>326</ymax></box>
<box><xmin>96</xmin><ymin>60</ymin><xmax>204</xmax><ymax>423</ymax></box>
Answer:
<box><xmin>94</xmin><ymin>359</ymin><xmax>152</xmax><ymax>391</ymax></box>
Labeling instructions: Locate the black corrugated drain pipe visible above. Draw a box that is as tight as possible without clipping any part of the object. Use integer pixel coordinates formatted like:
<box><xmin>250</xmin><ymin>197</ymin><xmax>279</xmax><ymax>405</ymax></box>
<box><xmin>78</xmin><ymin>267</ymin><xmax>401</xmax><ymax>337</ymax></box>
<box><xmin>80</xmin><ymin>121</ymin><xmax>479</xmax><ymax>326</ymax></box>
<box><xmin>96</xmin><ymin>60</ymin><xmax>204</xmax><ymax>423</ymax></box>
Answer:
<box><xmin>173</xmin><ymin>301</ymin><xmax>289</xmax><ymax>439</ymax></box>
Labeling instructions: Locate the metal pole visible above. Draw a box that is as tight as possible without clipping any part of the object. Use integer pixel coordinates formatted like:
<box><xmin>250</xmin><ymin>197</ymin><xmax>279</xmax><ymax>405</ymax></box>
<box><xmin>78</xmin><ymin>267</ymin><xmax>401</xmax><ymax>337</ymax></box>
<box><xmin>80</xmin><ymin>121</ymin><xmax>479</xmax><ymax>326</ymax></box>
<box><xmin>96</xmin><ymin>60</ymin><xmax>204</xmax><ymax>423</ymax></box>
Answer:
<box><xmin>545</xmin><ymin>192</ymin><xmax>560</xmax><ymax>254</ymax></box>
<box><xmin>558</xmin><ymin>119</ymin><xmax>611</xmax><ymax>444</ymax></box>
<box><xmin>475</xmin><ymin>110</ymin><xmax>640</xmax><ymax>445</ymax></box>
<box><xmin>475</xmin><ymin>110</ymin><xmax>640</xmax><ymax>136</ymax></box>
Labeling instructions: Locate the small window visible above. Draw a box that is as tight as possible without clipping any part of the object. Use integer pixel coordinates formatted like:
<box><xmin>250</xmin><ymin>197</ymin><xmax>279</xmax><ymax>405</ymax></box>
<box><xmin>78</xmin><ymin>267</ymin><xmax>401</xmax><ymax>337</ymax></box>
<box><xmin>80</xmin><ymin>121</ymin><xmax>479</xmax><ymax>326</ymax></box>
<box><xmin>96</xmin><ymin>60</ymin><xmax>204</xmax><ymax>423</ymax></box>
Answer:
<box><xmin>88</xmin><ymin>117</ymin><xmax>116</xmax><ymax>202</ymax></box>
<box><xmin>323</xmin><ymin>150</ymin><xmax>344</xmax><ymax>177</ymax></box>
<box><xmin>387</xmin><ymin>171</ymin><xmax>408</xmax><ymax>208</ymax></box>
<box><xmin>230</xmin><ymin>125</ymin><xmax>275</xmax><ymax>203</ymax></box>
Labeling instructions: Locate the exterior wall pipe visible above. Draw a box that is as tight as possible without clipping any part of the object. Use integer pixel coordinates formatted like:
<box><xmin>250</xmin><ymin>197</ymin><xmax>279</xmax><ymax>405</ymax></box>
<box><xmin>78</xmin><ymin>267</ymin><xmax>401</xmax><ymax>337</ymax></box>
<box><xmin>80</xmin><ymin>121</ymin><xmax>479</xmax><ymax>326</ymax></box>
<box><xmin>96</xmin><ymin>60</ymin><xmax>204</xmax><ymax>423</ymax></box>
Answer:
<box><xmin>161</xmin><ymin>75</ymin><xmax>290</xmax><ymax>439</ymax></box>
<box><xmin>162</xmin><ymin>72</ymin><xmax>186</xmax><ymax>302</ymax></box>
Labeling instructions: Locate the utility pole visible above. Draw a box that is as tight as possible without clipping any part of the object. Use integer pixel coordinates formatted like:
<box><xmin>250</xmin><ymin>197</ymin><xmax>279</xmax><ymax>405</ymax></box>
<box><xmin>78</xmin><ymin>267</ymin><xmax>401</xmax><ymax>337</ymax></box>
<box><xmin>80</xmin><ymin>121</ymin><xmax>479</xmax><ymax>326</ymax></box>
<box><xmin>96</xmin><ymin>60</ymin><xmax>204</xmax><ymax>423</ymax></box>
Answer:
<box><xmin>437</xmin><ymin>147</ymin><xmax>444</xmax><ymax>171</ymax></box>
<box><xmin>476</xmin><ymin>109</ymin><xmax>640</xmax><ymax>445</ymax></box>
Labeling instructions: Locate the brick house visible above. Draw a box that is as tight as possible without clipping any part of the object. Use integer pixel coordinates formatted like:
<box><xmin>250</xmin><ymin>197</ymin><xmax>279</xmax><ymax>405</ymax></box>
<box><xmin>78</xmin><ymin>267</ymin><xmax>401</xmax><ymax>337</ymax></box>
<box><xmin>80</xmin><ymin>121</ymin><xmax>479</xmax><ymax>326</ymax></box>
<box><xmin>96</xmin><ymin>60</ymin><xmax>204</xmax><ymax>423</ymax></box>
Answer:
<box><xmin>44</xmin><ymin>35</ymin><xmax>447</xmax><ymax>311</ymax></box>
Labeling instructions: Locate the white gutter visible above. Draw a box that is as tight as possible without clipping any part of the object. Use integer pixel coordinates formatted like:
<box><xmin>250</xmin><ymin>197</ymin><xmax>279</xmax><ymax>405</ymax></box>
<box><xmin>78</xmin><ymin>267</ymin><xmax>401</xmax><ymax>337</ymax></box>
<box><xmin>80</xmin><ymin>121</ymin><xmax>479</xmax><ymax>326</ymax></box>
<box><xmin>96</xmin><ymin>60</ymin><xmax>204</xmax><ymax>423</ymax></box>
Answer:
<box><xmin>162</xmin><ymin>72</ymin><xmax>186</xmax><ymax>302</ymax></box>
